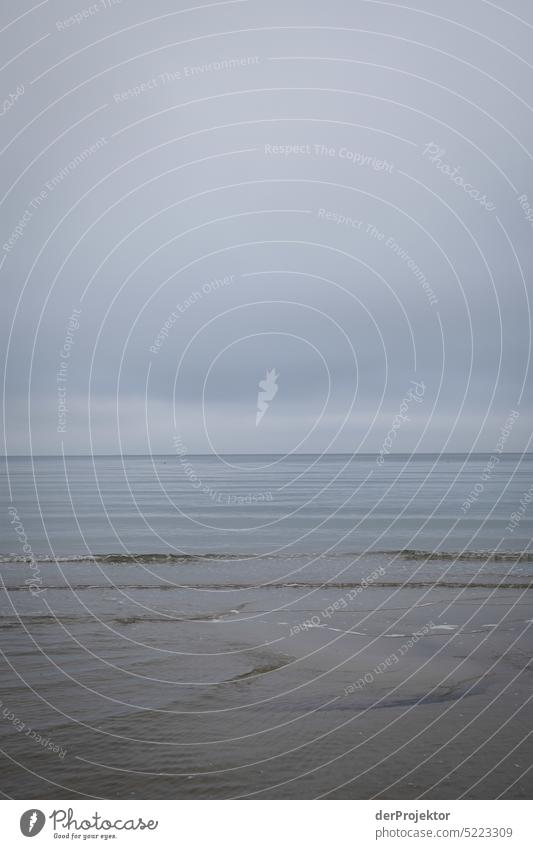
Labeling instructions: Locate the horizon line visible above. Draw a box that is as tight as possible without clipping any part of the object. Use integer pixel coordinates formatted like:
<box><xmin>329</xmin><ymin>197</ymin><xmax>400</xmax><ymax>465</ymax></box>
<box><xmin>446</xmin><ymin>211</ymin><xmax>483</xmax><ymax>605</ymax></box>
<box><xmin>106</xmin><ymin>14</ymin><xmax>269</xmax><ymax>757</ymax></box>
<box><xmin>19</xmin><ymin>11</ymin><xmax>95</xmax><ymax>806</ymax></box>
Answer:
<box><xmin>1</xmin><ymin>451</ymin><xmax>531</xmax><ymax>458</ymax></box>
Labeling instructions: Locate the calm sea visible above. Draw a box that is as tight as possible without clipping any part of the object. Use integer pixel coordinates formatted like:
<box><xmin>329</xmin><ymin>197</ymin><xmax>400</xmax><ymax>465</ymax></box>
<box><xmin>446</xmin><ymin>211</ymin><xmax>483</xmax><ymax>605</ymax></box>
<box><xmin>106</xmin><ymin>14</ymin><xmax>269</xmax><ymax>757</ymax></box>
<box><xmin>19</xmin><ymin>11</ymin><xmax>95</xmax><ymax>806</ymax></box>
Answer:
<box><xmin>1</xmin><ymin>454</ymin><xmax>532</xmax><ymax>559</ymax></box>
<box><xmin>1</xmin><ymin>454</ymin><xmax>532</xmax><ymax>799</ymax></box>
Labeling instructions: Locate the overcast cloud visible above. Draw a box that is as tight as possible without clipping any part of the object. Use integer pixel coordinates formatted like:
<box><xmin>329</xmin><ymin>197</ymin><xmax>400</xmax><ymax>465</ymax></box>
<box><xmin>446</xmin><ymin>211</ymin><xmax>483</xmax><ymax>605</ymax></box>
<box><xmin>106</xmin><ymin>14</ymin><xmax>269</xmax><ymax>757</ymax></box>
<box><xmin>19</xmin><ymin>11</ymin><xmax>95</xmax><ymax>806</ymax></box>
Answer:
<box><xmin>1</xmin><ymin>0</ymin><xmax>532</xmax><ymax>454</ymax></box>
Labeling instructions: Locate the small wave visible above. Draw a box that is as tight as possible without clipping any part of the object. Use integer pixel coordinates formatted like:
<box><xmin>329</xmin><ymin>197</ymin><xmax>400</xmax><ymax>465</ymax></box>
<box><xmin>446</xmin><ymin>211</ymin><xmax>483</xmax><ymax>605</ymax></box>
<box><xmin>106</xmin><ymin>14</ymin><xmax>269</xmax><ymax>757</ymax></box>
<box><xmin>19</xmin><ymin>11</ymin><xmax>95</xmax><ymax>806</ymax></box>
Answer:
<box><xmin>2</xmin><ymin>580</ymin><xmax>532</xmax><ymax>592</ymax></box>
<box><xmin>0</xmin><ymin>548</ymin><xmax>531</xmax><ymax>565</ymax></box>
<box><xmin>0</xmin><ymin>552</ymin><xmax>234</xmax><ymax>565</ymax></box>
<box><xmin>0</xmin><ymin>551</ymin><xmax>343</xmax><ymax>564</ymax></box>
<box><xmin>398</xmin><ymin>549</ymin><xmax>533</xmax><ymax>562</ymax></box>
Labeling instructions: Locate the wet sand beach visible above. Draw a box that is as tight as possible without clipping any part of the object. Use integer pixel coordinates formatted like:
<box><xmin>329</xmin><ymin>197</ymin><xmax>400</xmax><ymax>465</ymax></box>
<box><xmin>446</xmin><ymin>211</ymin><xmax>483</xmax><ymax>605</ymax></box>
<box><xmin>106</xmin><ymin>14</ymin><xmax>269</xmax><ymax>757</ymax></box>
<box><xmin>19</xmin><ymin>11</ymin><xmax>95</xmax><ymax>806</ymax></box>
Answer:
<box><xmin>0</xmin><ymin>551</ymin><xmax>531</xmax><ymax>799</ymax></box>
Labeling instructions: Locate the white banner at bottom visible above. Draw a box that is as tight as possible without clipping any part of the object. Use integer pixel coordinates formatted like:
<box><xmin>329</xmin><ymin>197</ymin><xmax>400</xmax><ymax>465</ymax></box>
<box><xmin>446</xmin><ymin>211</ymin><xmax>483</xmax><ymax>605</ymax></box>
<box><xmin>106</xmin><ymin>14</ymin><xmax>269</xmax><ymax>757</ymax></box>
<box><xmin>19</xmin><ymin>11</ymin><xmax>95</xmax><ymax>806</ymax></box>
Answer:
<box><xmin>2</xmin><ymin>799</ymin><xmax>530</xmax><ymax>848</ymax></box>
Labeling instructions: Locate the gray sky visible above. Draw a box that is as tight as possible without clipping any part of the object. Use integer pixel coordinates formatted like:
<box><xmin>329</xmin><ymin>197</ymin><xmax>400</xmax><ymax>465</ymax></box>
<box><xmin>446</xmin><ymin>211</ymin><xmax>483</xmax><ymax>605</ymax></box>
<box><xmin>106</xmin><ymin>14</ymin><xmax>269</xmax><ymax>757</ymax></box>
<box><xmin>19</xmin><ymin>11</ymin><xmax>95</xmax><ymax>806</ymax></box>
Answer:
<box><xmin>1</xmin><ymin>0</ymin><xmax>532</xmax><ymax>454</ymax></box>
